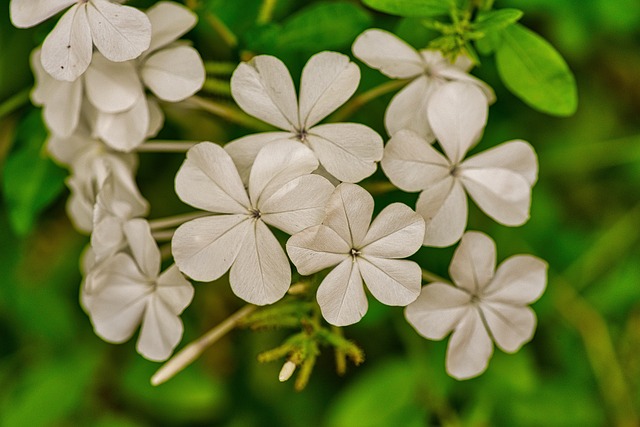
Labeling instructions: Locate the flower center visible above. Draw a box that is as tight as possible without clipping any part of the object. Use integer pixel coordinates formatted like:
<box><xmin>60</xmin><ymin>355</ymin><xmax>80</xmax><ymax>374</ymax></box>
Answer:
<box><xmin>350</xmin><ymin>248</ymin><xmax>360</xmax><ymax>259</ymax></box>
<box><xmin>449</xmin><ymin>164</ymin><xmax>460</xmax><ymax>177</ymax></box>
<box><xmin>295</xmin><ymin>129</ymin><xmax>308</xmax><ymax>143</ymax></box>
<box><xmin>249</xmin><ymin>208</ymin><xmax>261</xmax><ymax>219</ymax></box>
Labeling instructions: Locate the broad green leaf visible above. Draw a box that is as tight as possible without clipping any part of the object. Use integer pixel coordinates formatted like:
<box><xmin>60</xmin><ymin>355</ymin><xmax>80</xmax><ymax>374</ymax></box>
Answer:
<box><xmin>243</xmin><ymin>2</ymin><xmax>372</xmax><ymax>54</ymax></box>
<box><xmin>325</xmin><ymin>358</ymin><xmax>427</xmax><ymax>427</ymax></box>
<box><xmin>473</xmin><ymin>8</ymin><xmax>523</xmax><ymax>33</ymax></box>
<box><xmin>495</xmin><ymin>24</ymin><xmax>578</xmax><ymax>116</ymax></box>
<box><xmin>362</xmin><ymin>0</ymin><xmax>450</xmax><ymax>17</ymax></box>
<box><xmin>2</xmin><ymin>110</ymin><xmax>67</xmax><ymax>235</ymax></box>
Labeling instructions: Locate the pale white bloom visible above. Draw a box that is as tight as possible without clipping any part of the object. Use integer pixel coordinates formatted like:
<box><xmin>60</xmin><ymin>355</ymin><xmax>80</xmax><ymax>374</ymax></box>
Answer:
<box><xmin>381</xmin><ymin>82</ymin><xmax>538</xmax><ymax>247</ymax></box>
<box><xmin>10</xmin><ymin>0</ymin><xmax>151</xmax><ymax>81</ymax></box>
<box><xmin>287</xmin><ymin>183</ymin><xmax>425</xmax><ymax>326</ymax></box>
<box><xmin>225</xmin><ymin>51</ymin><xmax>383</xmax><ymax>183</ymax></box>
<box><xmin>83</xmin><ymin>218</ymin><xmax>194</xmax><ymax>361</ymax></box>
<box><xmin>172</xmin><ymin>140</ymin><xmax>334</xmax><ymax>305</ymax></box>
<box><xmin>352</xmin><ymin>29</ymin><xmax>495</xmax><ymax>139</ymax></box>
<box><xmin>405</xmin><ymin>231</ymin><xmax>547</xmax><ymax>380</ymax></box>
<box><xmin>91</xmin><ymin>170</ymin><xmax>149</xmax><ymax>261</ymax></box>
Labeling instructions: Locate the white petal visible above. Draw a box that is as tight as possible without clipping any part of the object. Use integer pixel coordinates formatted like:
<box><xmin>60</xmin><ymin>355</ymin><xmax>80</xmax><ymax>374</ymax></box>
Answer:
<box><xmin>459</xmin><ymin>167</ymin><xmax>532</xmax><ymax>226</ymax></box>
<box><xmin>46</xmin><ymin>124</ymin><xmax>91</xmax><ymax>165</ymax></box>
<box><xmin>224</xmin><ymin>132</ymin><xmax>294</xmax><ymax>184</ymax></box>
<box><xmin>385</xmin><ymin>75</ymin><xmax>439</xmax><ymax>139</ymax></box>
<box><xmin>41</xmin><ymin>5</ymin><xmax>92</xmax><ymax>81</ymax></box>
<box><xmin>323</xmin><ymin>183</ymin><xmax>373</xmax><ymax>248</ymax></box>
<box><xmin>123</xmin><ymin>218</ymin><xmax>160</xmax><ymax>279</ymax></box>
<box><xmin>145</xmin><ymin>1</ymin><xmax>197</xmax><ymax>53</ymax></box>
<box><xmin>381</xmin><ymin>129</ymin><xmax>449</xmax><ymax>192</ymax></box>
<box><xmin>171</xmin><ymin>214</ymin><xmax>251</xmax><ymax>282</ymax></box>
<box><xmin>229</xmin><ymin>220</ymin><xmax>291</xmax><ymax>305</ymax></box>
<box><xmin>481</xmin><ymin>303</ymin><xmax>537</xmax><ymax>353</ymax></box>
<box><xmin>42</xmin><ymin>78</ymin><xmax>82</xmax><ymax>137</ymax></box>
<box><xmin>87</xmin><ymin>253</ymin><xmax>151</xmax><ymax>343</ymax></box>
<box><xmin>95</xmin><ymin>96</ymin><xmax>149</xmax><ymax>151</ymax></box>
<box><xmin>358</xmin><ymin>257</ymin><xmax>421</xmax><ymax>306</ymax></box>
<box><xmin>405</xmin><ymin>282</ymin><xmax>471</xmax><ymax>340</ymax></box>
<box><xmin>286</xmin><ymin>225</ymin><xmax>350</xmax><ymax>275</ymax></box>
<box><xmin>462</xmin><ymin>140</ymin><xmax>538</xmax><ymax>186</ymax></box>
<box><xmin>428</xmin><ymin>82</ymin><xmax>488</xmax><ymax>164</ymax></box>
<box><xmin>449</xmin><ymin>231</ymin><xmax>496</xmax><ymax>294</ymax></box>
<box><xmin>436</xmin><ymin>67</ymin><xmax>496</xmax><ymax>103</ymax></box>
<box><xmin>483</xmin><ymin>255</ymin><xmax>548</xmax><ymax>305</ymax></box>
<box><xmin>248</xmin><ymin>140</ymin><xmax>318</xmax><ymax>205</ymax></box>
<box><xmin>87</xmin><ymin>0</ymin><xmax>151</xmax><ymax>62</ymax></box>
<box><xmin>230</xmin><ymin>55</ymin><xmax>298</xmax><ymax>131</ymax></box>
<box><xmin>174</xmin><ymin>142</ymin><xmax>251</xmax><ymax>213</ymax></box>
<box><xmin>298</xmin><ymin>51</ymin><xmax>360</xmax><ymax>128</ymax></box>
<box><xmin>156</xmin><ymin>265</ymin><xmax>195</xmax><ymax>313</ymax></box>
<box><xmin>416</xmin><ymin>178</ymin><xmax>468</xmax><ymax>247</ymax></box>
<box><xmin>146</xmin><ymin>97</ymin><xmax>164</xmax><ymax>138</ymax></box>
<box><xmin>446</xmin><ymin>308</ymin><xmax>493</xmax><ymax>380</ymax></box>
<box><xmin>142</xmin><ymin>45</ymin><xmax>205</xmax><ymax>102</ymax></box>
<box><xmin>84</xmin><ymin>52</ymin><xmax>143</xmax><ymax>113</ymax></box>
<box><xmin>30</xmin><ymin>49</ymin><xmax>50</xmax><ymax>106</ymax></box>
<box><xmin>306</xmin><ymin>123</ymin><xmax>383</xmax><ymax>183</ymax></box>
<box><xmin>10</xmin><ymin>0</ymin><xmax>75</xmax><ymax>28</ymax></box>
<box><xmin>361</xmin><ymin>203</ymin><xmax>424</xmax><ymax>258</ymax></box>
<box><xmin>317</xmin><ymin>259</ymin><xmax>368</xmax><ymax>326</ymax></box>
<box><xmin>260</xmin><ymin>174</ymin><xmax>335</xmax><ymax>235</ymax></box>
<box><xmin>137</xmin><ymin>295</ymin><xmax>183</xmax><ymax>361</ymax></box>
<box><xmin>351</xmin><ymin>29</ymin><xmax>424</xmax><ymax>79</ymax></box>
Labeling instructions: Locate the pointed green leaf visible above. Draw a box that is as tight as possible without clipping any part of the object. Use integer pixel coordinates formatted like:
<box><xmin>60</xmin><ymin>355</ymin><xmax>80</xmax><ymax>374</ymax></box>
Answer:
<box><xmin>473</xmin><ymin>9</ymin><xmax>523</xmax><ymax>33</ymax></box>
<box><xmin>362</xmin><ymin>0</ymin><xmax>450</xmax><ymax>17</ymax></box>
<box><xmin>495</xmin><ymin>24</ymin><xmax>578</xmax><ymax>116</ymax></box>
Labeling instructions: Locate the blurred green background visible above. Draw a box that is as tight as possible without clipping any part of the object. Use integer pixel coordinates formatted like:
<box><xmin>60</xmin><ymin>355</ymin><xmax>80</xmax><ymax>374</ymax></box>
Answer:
<box><xmin>1</xmin><ymin>0</ymin><xmax>639</xmax><ymax>426</ymax></box>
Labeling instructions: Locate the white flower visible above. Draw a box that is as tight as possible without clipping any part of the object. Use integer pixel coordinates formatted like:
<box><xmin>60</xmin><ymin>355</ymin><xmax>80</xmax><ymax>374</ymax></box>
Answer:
<box><xmin>381</xmin><ymin>82</ymin><xmax>538</xmax><ymax>247</ymax></box>
<box><xmin>91</xmin><ymin>169</ymin><xmax>149</xmax><ymax>261</ymax></box>
<box><xmin>83</xmin><ymin>218</ymin><xmax>194</xmax><ymax>361</ymax></box>
<box><xmin>405</xmin><ymin>231</ymin><xmax>547</xmax><ymax>380</ymax></box>
<box><xmin>172</xmin><ymin>140</ymin><xmax>334</xmax><ymax>305</ymax></box>
<box><xmin>225</xmin><ymin>51</ymin><xmax>383</xmax><ymax>183</ymax></box>
<box><xmin>10</xmin><ymin>0</ymin><xmax>151</xmax><ymax>82</ymax></box>
<box><xmin>352</xmin><ymin>29</ymin><xmax>495</xmax><ymax>139</ymax></box>
<box><xmin>287</xmin><ymin>183</ymin><xmax>425</xmax><ymax>326</ymax></box>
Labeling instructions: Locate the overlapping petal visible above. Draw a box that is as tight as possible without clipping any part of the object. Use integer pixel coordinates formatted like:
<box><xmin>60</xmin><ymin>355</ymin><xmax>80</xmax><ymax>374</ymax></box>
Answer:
<box><xmin>145</xmin><ymin>1</ymin><xmax>197</xmax><ymax>53</ymax></box>
<box><xmin>142</xmin><ymin>45</ymin><xmax>205</xmax><ymax>102</ymax></box>
<box><xmin>10</xmin><ymin>0</ymin><xmax>76</xmax><ymax>28</ymax></box>
<box><xmin>316</xmin><ymin>259</ymin><xmax>368</xmax><ymax>326</ymax></box>
<box><xmin>94</xmin><ymin>95</ymin><xmax>150</xmax><ymax>151</ymax></box>
<box><xmin>483</xmin><ymin>255</ymin><xmax>548</xmax><ymax>305</ymax></box>
<box><xmin>322</xmin><ymin>183</ymin><xmax>374</xmax><ymax>248</ymax></box>
<box><xmin>415</xmin><ymin>178</ymin><xmax>468</xmax><ymax>247</ymax></box>
<box><xmin>360</xmin><ymin>203</ymin><xmax>425</xmax><ymax>258</ymax></box>
<box><xmin>224</xmin><ymin>132</ymin><xmax>294</xmax><ymax>184</ymax></box>
<box><xmin>446</xmin><ymin>308</ymin><xmax>493</xmax><ymax>380</ymax></box>
<box><xmin>84</xmin><ymin>52</ymin><xmax>143</xmax><ymax>113</ymax></box>
<box><xmin>449</xmin><ymin>231</ymin><xmax>496</xmax><ymax>294</ymax></box>
<box><xmin>352</xmin><ymin>29</ymin><xmax>425</xmax><ymax>79</ymax></box>
<box><xmin>385</xmin><ymin>76</ymin><xmax>439</xmax><ymax>139</ymax></box>
<box><xmin>358</xmin><ymin>257</ymin><xmax>421</xmax><ymax>306</ymax></box>
<box><xmin>481</xmin><ymin>303</ymin><xmax>537</xmax><ymax>353</ymax></box>
<box><xmin>462</xmin><ymin>140</ymin><xmax>538</xmax><ymax>186</ymax></box>
<box><xmin>286</xmin><ymin>225</ymin><xmax>350</xmax><ymax>275</ymax></box>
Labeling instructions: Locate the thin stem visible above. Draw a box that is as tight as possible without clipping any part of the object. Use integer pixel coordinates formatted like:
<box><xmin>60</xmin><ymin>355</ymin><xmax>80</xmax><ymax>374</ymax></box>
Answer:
<box><xmin>205</xmin><ymin>12</ymin><xmax>238</xmax><ymax>48</ymax></box>
<box><xmin>186</xmin><ymin>96</ymin><xmax>274</xmax><ymax>132</ymax></box>
<box><xmin>329</xmin><ymin>79</ymin><xmax>408</xmax><ymax>122</ymax></box>
<box><xmin>257</xmin><ymin>0</ymin><xmax>277</xmax><ymax>24</ymax></box>
<box><xmin>152</xmin><ymin>229</ymin><xmax>175</xmax><ymax>241</ymax></box>
<box><xmin>151</xmin><ymin>305</ymin><xmax>257</xmax><ymax>386</ymax></box>
<box><xmin>361</xmin><ymin>181</ymin><xmax>397</xmax><ymax>195</ymax></box>
<box><xmin>421</xmin><ymin>269</ymin><xmax>448</xmax><ymax>284</ymax></box>
<box><xmin>0</xmin><ymin>89</ymin><xmax>30</xmax><ymax>120</ymax></box>
<box><xmin>204</xmin><ymin>61</ymin><xmax>237</xmax><ymax>76</ymax></box>
<box><xmin>136</xmin><ymin>141</ymin><xmax>198</xmax><ymax>153</ymax></box>
<box><xmin>149</xmin><ymin>212</ymin><xmax>208</xmax><ymax>231</ymax></box>
<box><xmin>159</xmin><ymin>244</ymin><xmax>173</xmax><ymax>260</ymax></box>
<box><xmin>202</xmin><ymin>78</ymin><xmax>231</xmax><ymax>96</ymax></box>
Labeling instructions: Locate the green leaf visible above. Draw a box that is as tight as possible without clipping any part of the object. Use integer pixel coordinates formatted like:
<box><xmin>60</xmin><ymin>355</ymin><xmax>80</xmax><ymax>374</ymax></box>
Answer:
<box><xmin>362</xmin><ymin>0</ymin><xmax>450</xmax><ymax>17</ymax></box>
<box><xmin>495</xmin><ymin>24</ymin><xmax>578</xmax><ymax>116</ymax></box>
<box><xmin>2</xmin><ymin>110</ymin><xmax>67</xmax><ymax>235</ymax></box>
<box><xmin>244</xmin><ymin>2</ymin><xmax>372</xmax><ymax>54</ymax></box>
<box><xmin>473</xmin><ymin>8</ymin><xmax>523</xmax><ymax>33</ymax></box>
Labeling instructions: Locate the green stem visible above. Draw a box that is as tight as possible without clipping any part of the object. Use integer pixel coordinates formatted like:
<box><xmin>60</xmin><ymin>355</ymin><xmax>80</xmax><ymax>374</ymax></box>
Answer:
<box><xmin>149</xmin><ymin>212</ymin><xmax>208</xmax><ymax>231</ymax></box>
<box><xmin>0</xmin><ymin>89</ymin><xmax>30</xmax><ymax>120</ymax></box>
<box><xmin>329</xmin><ymin>79</ymin><xmax>408</xmax><ymax>122</ymax></box>
<box><xmin>186</xmin><ymin>96</ymin><xmax>274</xmax><ymax>132</ymax></box>
<box><xmin>257</xmin><ymin>0</ymin><xmax>277</xmax><ymax>24</ymax></box>
<box><xmin>205</xmin><ymin>12</ymin><xmax>238</xmax><ymax>48</ymax></box>
<box><xmin>136</xmin><ymin>141</ymin><xmax>198</xmax><ymax>153</ymax></box>
<box><xmin>204</xmin><ymin>61</ymin><xmax>237</xmax><ymax>76</ymax></box>
<box><xmin>151</xmin><ymin>229</ymin><xmax>174</xmax><ymax>241</ymax></box>
<box><xmin>202</xmin><ymin>78</ymin><xmax>232</xmax><ymax>96</ymax></box>
<box><xmin>361</xmin><ymin>181</ymin><xmax>397</xmax><ymax>195</ymax></box>
<box><xmin>421</xmin><ymin>269</ymin><xmax>448</xmax><ymax>284</ymax></box>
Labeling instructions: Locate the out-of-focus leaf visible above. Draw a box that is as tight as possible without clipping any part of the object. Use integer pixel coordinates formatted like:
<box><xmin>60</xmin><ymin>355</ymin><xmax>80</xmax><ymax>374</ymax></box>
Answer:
<box><xmin>243</xmin><ymin>2</ymin><xmax>371</xmax><ymax>54</ymax></box>
<box><xmin>473</xmin><ymin>9</ymin><xmax>523</xmax><ymax>33</ymax></box>
<box><xmin>2</xmin><ymin>109</ymin><xmax>66</xmax><ymax>235</ymax></box>
<box><xmin>362</xmin><ymin>0</ymin><xmax>450</xmax><ymax>17</ymax></box>
<box><xmin>495</xmin><ymin>24</ymin><xmax>578</xmax><ymax>116</ymax></box>
<box><xmin>201</xmin><ymin>0</ymin><xmax>263</xmax><ymax>35</ymax></box>
<box><xmin>394</xmin><ymin>18</ymin><xmax>439</xmax><ymax>49</ymax></box>
<box><xmin>325</xmin><ymin>358</ymin><xmax>427</xmax><ymax>427</ymax></box>
<box><xmin>0</xmin><ymin>350</ymin><xmax>99</xmax><ymax>427</ymax></box>
<box><xmin>584</xmin><ymin>258</ymin><xmax>640</xmax><ymax>318</ymax></box>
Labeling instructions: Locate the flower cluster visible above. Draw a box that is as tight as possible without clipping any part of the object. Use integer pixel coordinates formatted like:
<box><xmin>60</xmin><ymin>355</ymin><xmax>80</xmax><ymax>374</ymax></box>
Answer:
<box><xmin>11</xmin><ymin>1</ymin><xmax>548</xmax><ymax>383</ymax></box>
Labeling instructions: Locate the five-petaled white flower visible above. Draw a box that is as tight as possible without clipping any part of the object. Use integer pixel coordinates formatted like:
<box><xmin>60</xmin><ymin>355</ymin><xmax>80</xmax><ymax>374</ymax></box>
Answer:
<box><xmin>83</xmin><ymin>218</ymin><xmax>194</xmax><ymax>362</ymax></box>
<box><xmin>287</xmin><ymin>183</ymin><xmax>425</xmax><ymax>326</ymax></box>
<box><xmin>405</xmin><ymin>231</ymin><xmax>547</xmax><ymax>380</ymax></box>
<box><xmin>382</xmin><ymin>82</ymin><xmax>538</xmax><ymax>247</ymax></box>
<box><xmin>172</xmin><ymin>140</ymin><xmax>335</xmax><ymax>305</ymax></box>
<box><xmin>352</xmin><ymin>29</ymin><xmax>494</xmax><ymax>139</ymax></box>
<box><xmin>225</xmin><ymin>51</ymin><xmax>383</xmax><ymax>183</ymax></box>
<box><xmin>10</xmin><ymin>0</ymin><xmax>151</xmax><ymax>81</ymax></box>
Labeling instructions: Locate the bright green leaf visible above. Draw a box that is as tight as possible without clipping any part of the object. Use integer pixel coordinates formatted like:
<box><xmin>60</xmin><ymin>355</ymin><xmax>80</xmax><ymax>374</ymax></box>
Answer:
<box><xmin>2</xmin><ymin>110</ymin><xmax>67</xmax><ymax>235</ymax></box>
<box><xmin>495</xmin><ymin>24</ymin><xmax>578</xmax><ymax>116</ymax></box>
<box><xmin>473</xmin><ymin>8</ymin><xmax>523</xmax><ymax>32</ymax></box>
<box><xmin>244</xmin><ymin>2</ymin><xmax>372</xmax><ymax>54</ymax></box>
<box><xmin>362</xmin><ymin>0</ymin><xmax>450</xmax><ymax>17</ymax></box>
